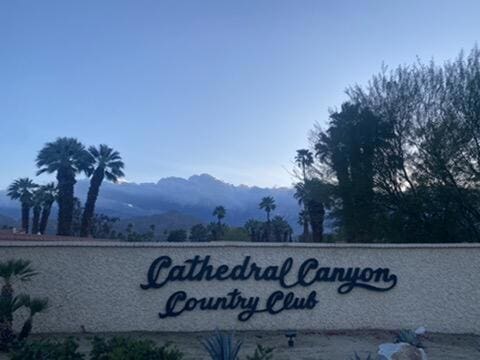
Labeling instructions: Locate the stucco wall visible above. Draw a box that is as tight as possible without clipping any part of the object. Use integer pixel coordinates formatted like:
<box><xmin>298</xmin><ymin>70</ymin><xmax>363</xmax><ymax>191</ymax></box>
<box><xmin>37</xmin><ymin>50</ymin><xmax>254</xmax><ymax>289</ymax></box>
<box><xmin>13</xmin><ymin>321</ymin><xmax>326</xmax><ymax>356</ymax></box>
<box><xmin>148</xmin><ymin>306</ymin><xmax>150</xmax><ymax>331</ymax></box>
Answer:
<box><xmin>1</xmin><ymin>240</ymin><xmax>479</xmax><ymax>334</ymax></box>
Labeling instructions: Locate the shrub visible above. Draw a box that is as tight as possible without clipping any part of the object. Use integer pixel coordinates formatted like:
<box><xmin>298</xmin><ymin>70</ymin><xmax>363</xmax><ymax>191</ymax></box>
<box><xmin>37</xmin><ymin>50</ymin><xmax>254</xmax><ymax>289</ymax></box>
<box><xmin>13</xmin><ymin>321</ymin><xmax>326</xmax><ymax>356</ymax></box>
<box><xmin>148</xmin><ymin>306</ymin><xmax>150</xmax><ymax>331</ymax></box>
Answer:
<box><xmin>201</xmin><ymin>330</ymin><xmax>242</xmax><ymax>360</ymax></box>
<box><xmin>246</xmin><ymin>344</ymin><xmax>274</xmax><ymax>360</ymax></box>
<box><xmin>90</xmin><ymin>336</ymin><xmax>183</xmax><ymax>360</ymax></box>
<box><xmin>9</xmin><ymin>337</ymin><xmax>84</xmax><ymax>360</ymax></box>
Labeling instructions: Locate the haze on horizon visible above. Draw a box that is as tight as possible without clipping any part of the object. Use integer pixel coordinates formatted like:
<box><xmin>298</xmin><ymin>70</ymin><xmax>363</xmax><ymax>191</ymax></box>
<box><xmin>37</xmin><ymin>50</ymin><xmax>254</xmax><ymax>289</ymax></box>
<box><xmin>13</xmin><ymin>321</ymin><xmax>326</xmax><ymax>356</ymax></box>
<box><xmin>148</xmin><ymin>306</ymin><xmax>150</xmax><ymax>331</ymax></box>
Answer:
<box><xmin>1</xmin><ymin>0</ymin><xmax>479</xmax><ymax>189</ymax></box>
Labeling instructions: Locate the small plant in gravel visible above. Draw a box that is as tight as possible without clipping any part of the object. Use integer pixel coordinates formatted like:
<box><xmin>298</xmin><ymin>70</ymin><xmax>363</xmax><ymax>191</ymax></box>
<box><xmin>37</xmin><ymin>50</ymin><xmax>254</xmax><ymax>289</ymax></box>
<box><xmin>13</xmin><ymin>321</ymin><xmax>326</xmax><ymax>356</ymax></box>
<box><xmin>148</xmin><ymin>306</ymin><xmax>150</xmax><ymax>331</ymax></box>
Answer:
<box><xmin>395</xmin><ymin>329</ymin><xmax>423</xmax><ymax>348</ymax></box>
<box><xmin>90</xmin><ymin>336</ymin><xmax>183</xmax><ymax>360</ymax></box>
<box><xmin>246</xmin><ymin>344</ymin><xmax>274</xmax><ymax>360</ymax></box>
<box><xmin>201</xmin><ymin>329</ymin><xmax>243</xmax><ymax>360</ymax></box>
<box><xmin>347</xmin><ymin>352</ymin><xmax>373</xmax><ymax>360</ymax></box>
<box><xmin>0</xmin><ymin>259</ymin><xmax>48</xmax><ymax>351</ymax></box>
<box><xmin>9</xmin><ymin>337</ymin><xmax>84</xmax><ymax>360</ymax></box>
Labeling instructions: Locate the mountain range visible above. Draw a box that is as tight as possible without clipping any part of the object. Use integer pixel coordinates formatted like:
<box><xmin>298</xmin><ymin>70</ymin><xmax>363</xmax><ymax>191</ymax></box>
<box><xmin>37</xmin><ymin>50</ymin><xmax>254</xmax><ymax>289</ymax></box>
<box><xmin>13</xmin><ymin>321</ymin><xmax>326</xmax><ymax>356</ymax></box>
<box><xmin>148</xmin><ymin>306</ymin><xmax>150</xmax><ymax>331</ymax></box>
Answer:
<box><xmin>0</xmin><ymin>174</ymin><xmax>301</xmax><ymax>233</ymax></box>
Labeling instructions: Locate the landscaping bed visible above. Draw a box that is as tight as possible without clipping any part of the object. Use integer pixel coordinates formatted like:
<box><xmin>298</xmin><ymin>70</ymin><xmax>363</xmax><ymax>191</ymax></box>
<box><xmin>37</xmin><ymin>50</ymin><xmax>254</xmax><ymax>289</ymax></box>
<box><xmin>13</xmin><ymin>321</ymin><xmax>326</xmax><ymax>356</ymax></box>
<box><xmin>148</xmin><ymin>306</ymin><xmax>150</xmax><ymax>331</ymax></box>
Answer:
<box><xmin>1</xmin><ymin>330</ymin><xmax>478</xmax><ymax>359</ymax></box>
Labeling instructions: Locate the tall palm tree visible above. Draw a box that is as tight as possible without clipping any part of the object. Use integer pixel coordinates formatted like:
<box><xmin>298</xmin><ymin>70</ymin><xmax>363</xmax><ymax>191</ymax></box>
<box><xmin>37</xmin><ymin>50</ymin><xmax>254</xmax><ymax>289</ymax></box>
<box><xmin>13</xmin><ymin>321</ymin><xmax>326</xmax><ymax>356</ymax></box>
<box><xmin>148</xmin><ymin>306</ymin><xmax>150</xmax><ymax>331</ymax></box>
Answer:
<box><xmin>259</xmin><ymin>196</ymin><xmax>276</xmax><ymax>223</ymax></box>
<box><xmin>30</xmin><ymin>188</ymin><xmax>44</xmax><ymax>235</ymax></box>
<box><xmin>212</xmin><ymin>206</ymin><xmax>226</xmax><ymax>225</ymax></box>
<box><xmin>36</xmin><ymin>137</ymin><xmax>92</xmax><ymax>236</ymax></box>
<box><xmin>7</xmin><ymin>178</ymin><xmax>37</xmax><ymax>233</ymax></box>
<box><xmin>39</xmin><ymin>183</ymin><xmax>57</xmax><ymax>235</ymax></box>
<box><xmin>294</xmin><ymin>182</ymin><xmax>310</xmax><ymax>240</ymax></box>
<box><xmin>295</xmin><ymin>149</ymin><xmax>314</xmax><ymax>240</ymax></box>
<box><xmin>295</xmin><ymin>149</ymin><xmax>314</xmax><ymax>182</ymax></box>
<box><xmin>80</xmin><ymin>145</ymin><xmax>124</xmax><ymax>237</ymax></box>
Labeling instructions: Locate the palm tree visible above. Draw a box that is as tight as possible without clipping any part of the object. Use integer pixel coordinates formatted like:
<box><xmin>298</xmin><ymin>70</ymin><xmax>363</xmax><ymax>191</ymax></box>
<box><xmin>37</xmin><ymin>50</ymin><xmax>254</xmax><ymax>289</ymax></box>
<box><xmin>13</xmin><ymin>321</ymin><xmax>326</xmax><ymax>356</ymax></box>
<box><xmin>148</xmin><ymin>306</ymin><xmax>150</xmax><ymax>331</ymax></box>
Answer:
<box><xmin>0</xmin><ymin>260</ymin><xmax>37</xmax><ymax>303</ymax></box>
<box><xmin>80</xmin><ymin>145</ymin><xmax>124</xmax><ymax>237</ymax></box>
<box><xmin>298</xmin><ymin>209</ymin><xmax>310</xmax><ymax>241</ymax></box>
<box><xmin>259</xmin><ymin>196</ymin><xmax>276</xmax><ymax>222</ymax></box>
<box><xmin>0</xmin><ymin>260</ymin><xmax>42</xmax><ymax>349</ymax></box>
<box><xmin>244</xmin><ymin>219</ymin><xmax>263</xmax><ymax>242</ymax></box>
<box><xmin>295</xmin><ymin>149</ymin><xmax>314</xmax><ymax>182</ymax></box>
<box><xmin>7</xmin><ymin>178</ymin><xmax>37</xmax><ymax>233</ymax></box>
<box><xmin>36</xmin><ymin>137</ymin><xmax>92</xmax><ymax>236</ymax></box>
<box><xmin>17</xmin><ymin>295</ymin><xmax>48</xmax><ymax>341</ymax></box>
<box><xmin>295</xmin><ymin>149</ymin><xmax>314</xmax><ymax>240</ymax></box>
<box><xmin>302</xmin><ymin>179</ymin><xmax>333</xmax><ymax>242</ymax></box>
<box><xmin>212</xmin><ymin>206</ymin><xmax>226</xmax><ymax>225</ymax></box>
<box><xmin>271</xmin><ymin>216</ymin><xmax>293</xmax><ymax>242</ymax></box>
<box><xmin>39</xmin><ymin>183</ymin><xmax>57</xmax><ymax>235</ymax></box>
<box><xmin>30</xmin><ymin>188</ymin><xmax>44</xmax><ymax>235</ymax></box>
<box><xmin>294</xmin><ymin>182</ymin><xmax>310</xmax><ymax>240</ymax></box>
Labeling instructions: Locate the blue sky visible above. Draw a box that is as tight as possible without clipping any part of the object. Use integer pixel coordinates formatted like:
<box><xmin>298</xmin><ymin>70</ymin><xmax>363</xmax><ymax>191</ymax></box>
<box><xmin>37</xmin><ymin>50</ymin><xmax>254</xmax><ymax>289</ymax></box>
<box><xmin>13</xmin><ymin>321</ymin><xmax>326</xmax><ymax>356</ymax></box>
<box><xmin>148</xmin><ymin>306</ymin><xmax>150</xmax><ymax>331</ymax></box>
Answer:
<box><xmin>1</xmin><ymin>0</ymin><xmax>479</xmax><ymax>189</ymax></box>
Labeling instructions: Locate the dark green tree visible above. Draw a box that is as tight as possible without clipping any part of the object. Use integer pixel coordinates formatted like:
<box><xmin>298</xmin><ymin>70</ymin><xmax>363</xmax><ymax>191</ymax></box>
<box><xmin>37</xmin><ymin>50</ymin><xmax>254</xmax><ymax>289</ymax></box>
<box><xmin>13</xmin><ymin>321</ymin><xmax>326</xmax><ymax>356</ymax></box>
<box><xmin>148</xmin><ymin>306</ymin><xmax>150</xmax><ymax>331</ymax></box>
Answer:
<box><xmin>36</xmin><ymin>138</ymin><xmax>92</xmax><ymax>236</ymax></box>
<box><xmin>189</xmin><ymin>224</ymin><xmax>209</xmax><ymax>242</ymax></box>
<box><xmin>315</xmin><ymin>102</ymin><xmax>383</xmax><ymax>242</ymax></box>
<box><xmin>271</xmin><ymin>216</ymin><xmax>293</xmax><ymax>242</ymax></box>
<box><xmin>80</xmin><ymin>145</ymin><xmax>124</xmax><ymax>237</ymax></box>
<box><xmin>166</xmin><ymin>229</ymin><xmax>187</xmax><ymax>242</ymax></box>
<box><xmin>244</xmin><ymin>219</ymin><xmax>264</xmax><ymax>242</ymax></box>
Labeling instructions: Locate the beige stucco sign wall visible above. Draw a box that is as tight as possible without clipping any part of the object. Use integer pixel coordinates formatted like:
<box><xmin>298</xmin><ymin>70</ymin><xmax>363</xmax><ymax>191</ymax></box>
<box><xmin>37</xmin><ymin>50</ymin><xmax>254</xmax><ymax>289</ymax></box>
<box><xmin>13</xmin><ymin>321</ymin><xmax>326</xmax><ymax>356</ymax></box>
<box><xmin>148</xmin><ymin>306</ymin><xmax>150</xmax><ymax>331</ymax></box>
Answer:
<box><xmin>1</xmin><ymin>240</ymin><xmax>479</xmax><ymax>334</ymax></box>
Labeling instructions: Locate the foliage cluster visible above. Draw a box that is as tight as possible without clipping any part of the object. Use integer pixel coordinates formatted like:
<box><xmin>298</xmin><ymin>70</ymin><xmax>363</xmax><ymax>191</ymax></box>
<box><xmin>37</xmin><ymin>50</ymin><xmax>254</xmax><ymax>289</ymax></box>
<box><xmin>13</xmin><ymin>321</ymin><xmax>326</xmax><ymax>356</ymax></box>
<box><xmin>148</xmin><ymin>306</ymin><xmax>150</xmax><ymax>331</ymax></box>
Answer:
<box><xmin>8</xmin><ymin>139</ymin><xmax>124</xmax><ymax>239</ymax></box>
<box><xmin>297</xmin><ymin>46</ymin><xmax>480</xmax><ymax>243</ymax></box>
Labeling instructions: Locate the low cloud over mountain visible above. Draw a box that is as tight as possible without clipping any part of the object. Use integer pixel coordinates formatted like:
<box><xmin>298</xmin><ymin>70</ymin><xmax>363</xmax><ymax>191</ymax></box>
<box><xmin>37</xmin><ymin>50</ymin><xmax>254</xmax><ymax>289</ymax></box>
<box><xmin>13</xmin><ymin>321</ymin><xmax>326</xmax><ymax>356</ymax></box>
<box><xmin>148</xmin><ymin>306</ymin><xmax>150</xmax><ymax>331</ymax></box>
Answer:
<box><xmin>0</xmin><ymin>174</ymin><xmax>300</xmax><ymax>231</ymax></box>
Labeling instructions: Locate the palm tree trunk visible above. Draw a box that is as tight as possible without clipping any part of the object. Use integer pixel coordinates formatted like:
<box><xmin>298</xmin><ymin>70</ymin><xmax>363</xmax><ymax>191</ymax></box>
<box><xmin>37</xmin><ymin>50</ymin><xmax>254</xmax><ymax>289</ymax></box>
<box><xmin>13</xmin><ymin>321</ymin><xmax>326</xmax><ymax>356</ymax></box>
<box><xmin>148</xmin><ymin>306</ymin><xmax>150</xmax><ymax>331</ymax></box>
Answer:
<box><xmin>39</xmin><ymin>202</ymin><xmax>53</xmax><ymax>235</ymax></box>
<box><xmin>308</xmin><ymin>200</ymin><xmax>325</xmax><ymax>242</ymax></box>
<box><xmin>303</xmin><ymin>221</ymin><xmax>309</xmax><ymax>239</ymax></box>
<box><xmin>57</xmin><ymin>169</ymin><xmax>76</xmax><ymax>236</ymax></box>
<box><xmin>21</xmin><ymin>203</ymin><xmax>30</xmax><ymax>233</ymax></box>
<box><xmin>80</xmin><ymin>169</ymin><xmax>104</xmax><ymax>237</ymax></box>
<box><xmin>31</xmin><ymin>206</ymin><xmax>41</xmax><ymax>234</ymax></box>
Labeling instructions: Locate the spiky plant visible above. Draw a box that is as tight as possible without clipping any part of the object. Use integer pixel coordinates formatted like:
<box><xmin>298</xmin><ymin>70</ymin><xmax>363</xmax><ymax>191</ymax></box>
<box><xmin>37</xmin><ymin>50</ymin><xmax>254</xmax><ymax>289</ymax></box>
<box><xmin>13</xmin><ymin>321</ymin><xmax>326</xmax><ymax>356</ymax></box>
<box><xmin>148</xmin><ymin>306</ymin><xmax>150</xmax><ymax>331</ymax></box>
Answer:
<box><xmin>246</xmin><ymin>344</ymin><xmax>274</xmax><ymax>360</ymax></box>
<box><xmin>201</xmin><ymin>330</ymin><xmax>242</xmax><ymax>360</ymax></box>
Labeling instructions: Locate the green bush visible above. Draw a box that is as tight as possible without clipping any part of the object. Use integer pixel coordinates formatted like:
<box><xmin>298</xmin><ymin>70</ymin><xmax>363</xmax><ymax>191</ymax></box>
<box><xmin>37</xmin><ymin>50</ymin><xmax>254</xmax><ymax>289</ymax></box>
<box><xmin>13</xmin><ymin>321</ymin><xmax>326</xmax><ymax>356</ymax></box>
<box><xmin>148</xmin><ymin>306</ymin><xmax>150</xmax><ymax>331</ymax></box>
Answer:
<box><xmin>90</xmin><ymin>336</ymin><xmax>183</xmax><ymax>360</ymax></box>
<box><xmin>9</xmin><ymin>337</ymin><xmax>84</xmax><ymax>360</ymax></box>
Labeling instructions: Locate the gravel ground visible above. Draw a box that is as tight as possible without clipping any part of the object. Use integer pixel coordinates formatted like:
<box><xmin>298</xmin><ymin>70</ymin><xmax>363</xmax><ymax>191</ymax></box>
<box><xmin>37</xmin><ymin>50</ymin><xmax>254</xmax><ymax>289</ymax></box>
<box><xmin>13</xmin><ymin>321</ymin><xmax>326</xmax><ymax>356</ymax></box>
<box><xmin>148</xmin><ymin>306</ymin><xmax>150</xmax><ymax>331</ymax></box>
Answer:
<box><xmin>1</xmin><ymin>330</ymin><xmax>479</xmax><ymax>359</ymax></box>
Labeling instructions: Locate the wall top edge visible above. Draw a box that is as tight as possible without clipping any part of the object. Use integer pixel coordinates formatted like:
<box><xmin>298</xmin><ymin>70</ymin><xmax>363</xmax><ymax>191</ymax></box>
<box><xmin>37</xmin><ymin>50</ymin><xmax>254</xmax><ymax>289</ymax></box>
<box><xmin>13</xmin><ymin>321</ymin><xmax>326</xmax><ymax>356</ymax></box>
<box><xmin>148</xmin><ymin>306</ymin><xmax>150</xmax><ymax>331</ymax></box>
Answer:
<box><xmin>0</xmin><ymin>239</ymin><xmax>479</xmax><ymax>249</ymax></box>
